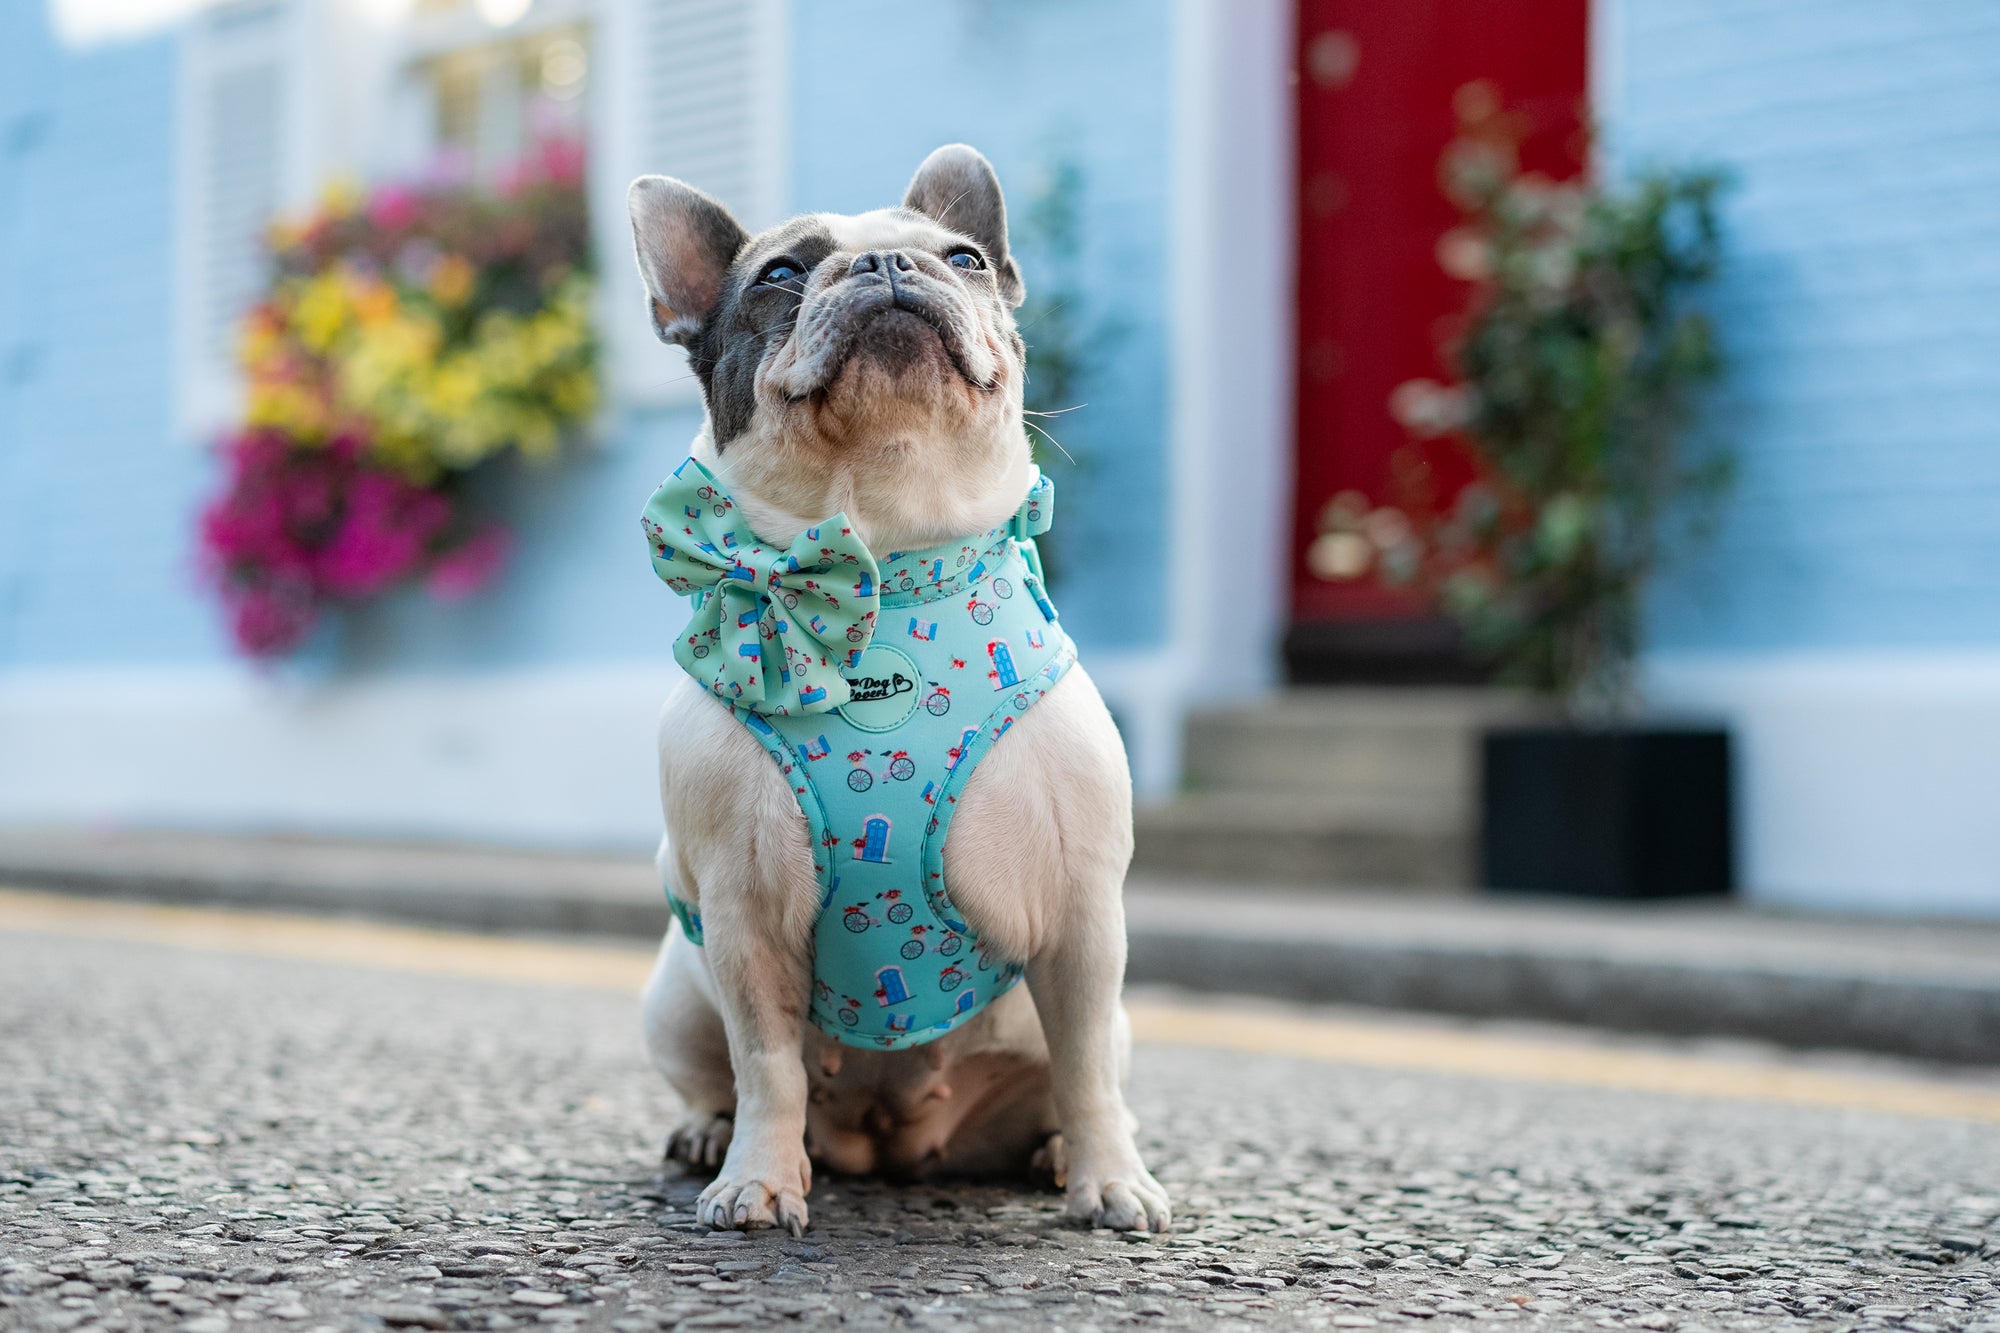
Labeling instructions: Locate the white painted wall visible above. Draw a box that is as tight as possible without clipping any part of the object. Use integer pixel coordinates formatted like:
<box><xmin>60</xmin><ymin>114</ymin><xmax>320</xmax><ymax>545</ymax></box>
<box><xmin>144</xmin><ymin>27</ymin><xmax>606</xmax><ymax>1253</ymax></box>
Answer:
<box><xmin>0</xmin><ymin>667</ymin><xmax>674</xmax><ymax>850</ymax></box>
<box><xmin>1647</xmin><ymin>653</ymin><xmax>2000</xmax><ymax>918</ymax></box>
<box><xmin>1146</xmin><ymin>0</ymin><xmax>1295</xmax><ymax>796</ymax></box>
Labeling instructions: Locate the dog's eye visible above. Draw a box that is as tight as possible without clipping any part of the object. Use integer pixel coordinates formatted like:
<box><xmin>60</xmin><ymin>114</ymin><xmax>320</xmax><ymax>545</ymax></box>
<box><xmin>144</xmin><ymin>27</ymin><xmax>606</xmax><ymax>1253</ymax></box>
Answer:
<box><xmin>946</xmin><ymin>248</ymin><xmax>983</xmax><ymax>271</ymax></box>
<box><xmin>757</xmin><ymin>259</ymin><xmax>804</xmax><ymax>287</ymax></box>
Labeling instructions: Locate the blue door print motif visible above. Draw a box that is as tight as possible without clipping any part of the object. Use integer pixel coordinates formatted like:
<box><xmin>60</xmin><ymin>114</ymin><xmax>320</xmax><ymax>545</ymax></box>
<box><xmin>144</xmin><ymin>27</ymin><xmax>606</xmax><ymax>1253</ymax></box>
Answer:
<box><xmin>954</xmin><ymin>989</ymin><xmax>977</xmax><ymax>1015</ymax></box>
<box><xmin>856</xmin><ymin>814</ymin><xmax>892</xmax><ymax>863</ymax></box>
<box><xmin>875</xmin><ymin>966</ymin><xmax>910</xmax><ymax>1006</ymax></box>
<box><xmin>885</xmin><ymin>1012</ymin><xmax>914</xmax><ymax>1033</ymax></box>
<box><xmin>988</xmin><ymin>640</ymin><xmax>1019</xmax><ymax>689</ymax></box>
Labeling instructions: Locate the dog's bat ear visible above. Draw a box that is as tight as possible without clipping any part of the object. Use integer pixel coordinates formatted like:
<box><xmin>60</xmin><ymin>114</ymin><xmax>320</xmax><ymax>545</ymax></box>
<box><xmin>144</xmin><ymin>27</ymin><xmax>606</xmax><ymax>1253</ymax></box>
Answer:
<box><xmin>903</xmin><ymin>144</ymin><xmax>1025</xmax><ymax>308</ymax></box>
<box><xmin>628</xmin><ymin>175</ymin><xmax>750</xmax><ymax>345</ymax></box>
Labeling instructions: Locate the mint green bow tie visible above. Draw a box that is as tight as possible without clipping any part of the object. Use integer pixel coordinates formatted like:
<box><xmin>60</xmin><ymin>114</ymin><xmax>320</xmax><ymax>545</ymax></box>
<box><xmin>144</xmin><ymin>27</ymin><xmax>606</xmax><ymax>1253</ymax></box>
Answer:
<box><xmin>643</xmin><ymin>458</ymin><xmax>1056</xmax><ymax>716</ymax></box>
<box><xmin>642</xmin><ymin>457</ymin><xmax>879</xmax><ymax>716</ymax></box>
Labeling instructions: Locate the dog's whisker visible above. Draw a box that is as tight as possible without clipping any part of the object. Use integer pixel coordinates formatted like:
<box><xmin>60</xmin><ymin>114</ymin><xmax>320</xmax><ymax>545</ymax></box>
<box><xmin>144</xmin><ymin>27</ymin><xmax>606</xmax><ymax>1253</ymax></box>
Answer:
<box><xmin>1022</xmin><ymin>417</ymin><xmax>1077</xmax><ymax>465</ymax></box>
<box><xmin>936</xmin><ymin>184</ymin><xmax>977</xmax><ymax>228</ymax></box>
<box><xmin>1014</xmin><ymin>297</ymin><xmax>1072</xmax><ymax>335</ymax></box>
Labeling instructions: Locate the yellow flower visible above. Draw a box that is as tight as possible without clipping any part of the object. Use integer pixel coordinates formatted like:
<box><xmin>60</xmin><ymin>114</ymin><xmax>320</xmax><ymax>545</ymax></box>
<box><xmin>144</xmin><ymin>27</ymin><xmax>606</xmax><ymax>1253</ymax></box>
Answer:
<box><xmin>245</xmin><ymin>379</ymin><xmax>328</xmax><ymax>439</ymax></box>
<box><xmin>289</xmin><ymin>272</ymin><xmax>352</xmax><ymax>352</ymax></box>
<box><xmin>351</xmin><ymin>277</ymin><xmax>400</xmax><ymax>326</ymax></box>
<box><xmin>233</xmin><ymin>230</ymin><xmax>598</xmax><ymax>480</ymax></box>
<box><xmin>266</xmin><ymin>215</ymin><xmax>306</xmax><ymax>253</ymax></box>
<box><xmin>320</xmin><ymin>178</ymin><xmax>364</xmax><ymax>218</ymax></box>
<box><xmin>430</xmin><ymin>254</ymin><xmax>477</xmax><ymax>307</ymax></box>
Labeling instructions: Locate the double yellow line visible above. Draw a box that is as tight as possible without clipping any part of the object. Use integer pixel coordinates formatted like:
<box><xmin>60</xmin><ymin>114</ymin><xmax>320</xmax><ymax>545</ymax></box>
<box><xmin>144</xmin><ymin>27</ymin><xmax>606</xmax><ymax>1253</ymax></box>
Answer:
<box><xmin>4</xmin><ymin>887</ymin><xmax>1998</xmax><ymax>1125</ymax></box>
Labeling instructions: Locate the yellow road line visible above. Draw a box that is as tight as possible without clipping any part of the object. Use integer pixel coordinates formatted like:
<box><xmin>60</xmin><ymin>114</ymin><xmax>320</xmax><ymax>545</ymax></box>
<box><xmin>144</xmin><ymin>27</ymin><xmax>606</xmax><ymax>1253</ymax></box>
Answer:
<box><xmin>5</xmin><ymin>887</ymin><xmax>1998</xmax><ymax>1124</ymax></box>
<box><xmin>1124</xmin><ymin>1004</ymin><xmax>2000</xmax><ymax>1125</ymax></box>
<box><xmin>0</xmin><ymin>887</ymin><xmax>656</xmax><ymax>993</ymax></box>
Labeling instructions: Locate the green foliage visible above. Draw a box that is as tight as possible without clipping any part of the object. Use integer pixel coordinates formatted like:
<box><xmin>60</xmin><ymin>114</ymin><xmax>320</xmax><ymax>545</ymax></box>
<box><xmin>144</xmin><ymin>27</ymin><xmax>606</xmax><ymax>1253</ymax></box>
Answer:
<box><xmin>1011</xmin><ymin>152</ymin><xmax>1122</xmax><ymax>589</ymax></box>
<box><xmin>1387</xmin><ymin>111</ymin><xmax>1731</xmax><ymax>714</ymax></box>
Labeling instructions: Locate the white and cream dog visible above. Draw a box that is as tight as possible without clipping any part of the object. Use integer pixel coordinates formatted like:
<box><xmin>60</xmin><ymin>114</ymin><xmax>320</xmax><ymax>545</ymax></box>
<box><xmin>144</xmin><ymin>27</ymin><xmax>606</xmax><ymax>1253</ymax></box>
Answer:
<box><xmin>629</xmin><ymin>145</ymin><xmax>1169</xmax><ymax>1236</ymax></box>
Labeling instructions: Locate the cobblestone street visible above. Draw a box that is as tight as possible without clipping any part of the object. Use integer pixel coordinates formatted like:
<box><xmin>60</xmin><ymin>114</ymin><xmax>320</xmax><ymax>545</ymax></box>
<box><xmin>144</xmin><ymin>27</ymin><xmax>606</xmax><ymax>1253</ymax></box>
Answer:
<box><xmin>3</xmin><ymin>918</ymin><xmax>1998</xmax><ymax>1333</ymax></box>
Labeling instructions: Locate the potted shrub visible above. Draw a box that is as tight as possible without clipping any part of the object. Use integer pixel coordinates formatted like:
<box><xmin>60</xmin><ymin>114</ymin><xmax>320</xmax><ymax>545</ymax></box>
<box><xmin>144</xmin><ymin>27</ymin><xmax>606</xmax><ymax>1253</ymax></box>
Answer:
<box><xmin>1381</xmin><ymin>91</ymin><xmax>1734</xmax><ymax>898</ymax></box>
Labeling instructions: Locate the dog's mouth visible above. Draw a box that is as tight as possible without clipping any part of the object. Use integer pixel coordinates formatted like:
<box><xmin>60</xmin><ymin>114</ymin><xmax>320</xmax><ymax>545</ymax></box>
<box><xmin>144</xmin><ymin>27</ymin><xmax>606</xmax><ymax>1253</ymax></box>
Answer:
<box><xmin>787</xmin><ymin>283</ymin><xmax>996</xmax><ymax>402</ymax></box>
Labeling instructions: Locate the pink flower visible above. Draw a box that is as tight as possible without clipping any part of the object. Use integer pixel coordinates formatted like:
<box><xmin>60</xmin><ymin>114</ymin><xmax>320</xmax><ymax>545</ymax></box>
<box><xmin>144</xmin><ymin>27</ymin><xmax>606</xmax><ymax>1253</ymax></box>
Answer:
<box><xmin>426</xmin><ymin>526</ymin><xmax>513</xmax><ymax>602</ymax></box>
<box><xmin>202</xmin><ymin>431</ymin><xmax>476</xmax><ymax>657</ymax></box>
<box><xmin>367</xmin><ymin>185</ymin><xmax>422</xmax><ymax>235</ymax></box>
<box><xmin>535</xmin><ymin>137</ymin><xmax>587</xmax><ymax>186</ymax></box>
<box><xmin>314</xmin><ymin>470</ymin><xmax>452</xmax><ymax>597</ymax></box>
<box><xmin>228</xmin><ymin>577</ymin><xmax>318</xmax><ymax>658</ymax></box>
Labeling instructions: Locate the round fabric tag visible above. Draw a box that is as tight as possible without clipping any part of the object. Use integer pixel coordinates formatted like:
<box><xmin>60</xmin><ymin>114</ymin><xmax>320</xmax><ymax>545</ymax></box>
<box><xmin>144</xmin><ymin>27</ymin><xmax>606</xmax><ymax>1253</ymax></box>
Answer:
<box><xmin>837</xmin><ymin>643</ymin><xmax>923</xmax><ymax>733</ymax></box>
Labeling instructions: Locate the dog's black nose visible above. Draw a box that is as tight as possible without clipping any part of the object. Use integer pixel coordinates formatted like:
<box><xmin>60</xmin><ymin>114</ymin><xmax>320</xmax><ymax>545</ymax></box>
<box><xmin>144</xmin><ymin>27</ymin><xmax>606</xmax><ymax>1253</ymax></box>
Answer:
<box><xmin>849</xmin><ymin>250</ymin><xmax>919</xmax><ymax>278</ymax></box>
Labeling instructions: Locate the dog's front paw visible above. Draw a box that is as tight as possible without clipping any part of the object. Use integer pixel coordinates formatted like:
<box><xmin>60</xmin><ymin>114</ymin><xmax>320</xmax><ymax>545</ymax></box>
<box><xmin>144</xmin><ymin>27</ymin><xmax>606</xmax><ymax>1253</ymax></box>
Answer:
<box><xmin>664</xmin><ymin>1109</ymin><xmax>734</xmax><ymax>1171</ymax></box>
<box><xmin>696</xmin><ymin>1148</ymin><xmax>812</xmax><ymax>1236</ymax></box>
<box><xmin>1063</xmin><ymin>1150</ymin><xmax>1171</xmax><ymax>1233</ymax></box>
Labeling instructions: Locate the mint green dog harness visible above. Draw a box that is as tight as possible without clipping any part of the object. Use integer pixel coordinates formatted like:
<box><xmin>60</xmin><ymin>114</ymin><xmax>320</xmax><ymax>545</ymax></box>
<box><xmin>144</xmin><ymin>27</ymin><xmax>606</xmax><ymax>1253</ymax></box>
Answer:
<box><xmin>642</xmin><ymin>457</ymin><xmax>1071</xmax><ymax>1050</ymax></box>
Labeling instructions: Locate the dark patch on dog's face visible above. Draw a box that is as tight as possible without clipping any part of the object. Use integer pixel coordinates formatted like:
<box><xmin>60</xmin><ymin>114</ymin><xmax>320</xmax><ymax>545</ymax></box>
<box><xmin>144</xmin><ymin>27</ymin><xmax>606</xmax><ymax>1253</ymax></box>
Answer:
<box><xmin>685</xmin><ymin>217</ymin><xmax>840</xmax><ymax>445</ymax></box>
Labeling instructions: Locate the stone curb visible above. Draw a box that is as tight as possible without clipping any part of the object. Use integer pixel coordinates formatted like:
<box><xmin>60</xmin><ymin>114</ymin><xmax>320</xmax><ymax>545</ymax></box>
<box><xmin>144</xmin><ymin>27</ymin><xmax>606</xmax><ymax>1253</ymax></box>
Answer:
<box><xmin>4</xmin><ymin>831</ymin><xmax>1997</xmax><ymax>1064</ymax></box>
<box><xmin>1123</xmin><ymin>931</ymin><xmax>2000</xmax><ymax>1066</ymax></box>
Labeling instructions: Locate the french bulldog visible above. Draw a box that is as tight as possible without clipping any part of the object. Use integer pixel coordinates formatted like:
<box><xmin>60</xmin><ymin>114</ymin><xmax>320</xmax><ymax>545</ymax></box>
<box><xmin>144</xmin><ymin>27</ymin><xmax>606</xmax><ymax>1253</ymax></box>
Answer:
<box><xmin>629</xmin><ymin>144</ymin><xmax>1170</xmax><ymax>1234</ymax></box>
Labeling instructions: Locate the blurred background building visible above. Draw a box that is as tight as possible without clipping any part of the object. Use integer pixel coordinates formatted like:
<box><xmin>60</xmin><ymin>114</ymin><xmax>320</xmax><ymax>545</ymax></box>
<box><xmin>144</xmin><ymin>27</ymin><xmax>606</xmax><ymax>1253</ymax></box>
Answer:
<box><xmin>2</xmin><ymin>0</ymin><xmax>1997</xmax><ymax>917</ymax></box>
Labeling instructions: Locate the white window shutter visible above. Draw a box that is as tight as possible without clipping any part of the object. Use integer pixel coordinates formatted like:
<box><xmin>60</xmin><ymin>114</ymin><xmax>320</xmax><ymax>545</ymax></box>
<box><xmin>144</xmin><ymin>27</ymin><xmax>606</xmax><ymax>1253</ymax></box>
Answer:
<box><xmin>592</xmin><ymin>0</ymin><xmax>788</xmax><ymax>410</ymax></box>
<box><xmin>174</xmin><ymin>0</ymin><xmax>305</xmax><ymax>443</ymax></box>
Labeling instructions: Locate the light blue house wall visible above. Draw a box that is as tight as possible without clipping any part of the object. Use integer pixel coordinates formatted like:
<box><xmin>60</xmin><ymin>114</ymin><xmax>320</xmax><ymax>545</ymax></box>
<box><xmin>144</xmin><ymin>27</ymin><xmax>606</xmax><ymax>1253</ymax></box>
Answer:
<box><xmin>1623</xmin><ymin>1</ymin><xmax>2000</xmax><ymax>654</ymax></box>
<box><xmin>0</xmin><ymin>10</ymin><xmax>206</xmax><ymax>668</ymax></box>
<box><xmin>1615</xmin><ymin>0</ymin><xmax>2000</xmax><ymax>914</ymax></box>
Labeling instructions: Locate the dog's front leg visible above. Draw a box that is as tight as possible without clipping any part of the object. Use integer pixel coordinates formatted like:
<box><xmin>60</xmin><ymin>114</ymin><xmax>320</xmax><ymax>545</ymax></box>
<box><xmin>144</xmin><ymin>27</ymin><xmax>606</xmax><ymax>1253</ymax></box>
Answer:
<box><xmin>690</xmin><ymin>863</ymin><xmax>815</xmax><ymax>1235</ymax></box>
<box><xmin>660</xmin><ymin>682</ymin><xmax>820</xmax><ymax>1234</ymax></box>
<box><xmin>1027</xmin><ymin>894</ymin><xmax>1172</xmax><ymax>1232</ymax></box>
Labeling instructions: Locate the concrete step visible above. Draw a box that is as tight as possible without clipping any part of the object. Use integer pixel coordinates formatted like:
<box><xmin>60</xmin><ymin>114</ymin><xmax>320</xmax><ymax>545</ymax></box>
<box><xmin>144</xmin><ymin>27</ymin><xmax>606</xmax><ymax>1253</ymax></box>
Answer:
<box><xmin>1131</xmin><ymin>792</ymin><xmax>1469</xmax><ymax>888</ymax></box>
<box><xmin>1182</xmin><ymin>688</ymin><xmax>1551</xmax><ymax>811</ymax></box>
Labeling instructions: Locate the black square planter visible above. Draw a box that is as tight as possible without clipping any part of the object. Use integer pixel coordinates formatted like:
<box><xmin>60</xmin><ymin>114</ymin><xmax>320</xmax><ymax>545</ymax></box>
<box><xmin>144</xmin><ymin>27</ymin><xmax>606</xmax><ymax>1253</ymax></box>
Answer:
<box><xmin>1480</xmin><ymin>725</ymin><xmax>1734</xmax><ymax>898</ymax></box>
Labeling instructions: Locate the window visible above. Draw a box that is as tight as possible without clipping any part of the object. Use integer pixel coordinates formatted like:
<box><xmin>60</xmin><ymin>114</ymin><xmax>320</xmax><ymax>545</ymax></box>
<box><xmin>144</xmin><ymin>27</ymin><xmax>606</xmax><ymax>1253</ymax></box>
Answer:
<box><xmin>390</xmin><ymin>0</ymin><xmax>592</xmax><ymax>185</ymax></box>
<box><xmin>174</xmin><ymin>0</ymin><xmax>786</xmax><ymax>431</ymax></box>
<box><xmin>174</xmin><ymin>0</ymin><xmax>304</xmax><ymax>439</ymax></box>
<box><xmin>591</xmin><ymin>0</ymin><xmax>788</xmax><ymax>403</ymax></box>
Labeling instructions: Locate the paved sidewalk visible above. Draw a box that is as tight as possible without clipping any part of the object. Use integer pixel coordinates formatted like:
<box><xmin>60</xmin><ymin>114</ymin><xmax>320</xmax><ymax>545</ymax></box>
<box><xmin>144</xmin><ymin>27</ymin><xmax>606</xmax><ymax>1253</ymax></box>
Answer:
<box><xmin>3</xmin><ymin>828</ymin><xmax>1998</xmax><ymax>1063</ymax></box>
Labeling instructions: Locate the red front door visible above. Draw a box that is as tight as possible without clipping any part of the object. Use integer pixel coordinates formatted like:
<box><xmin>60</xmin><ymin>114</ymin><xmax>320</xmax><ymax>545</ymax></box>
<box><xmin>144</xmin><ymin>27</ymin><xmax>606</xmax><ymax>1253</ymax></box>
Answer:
<box><xmin>1291</xmin><ymin>0</ymin><xmax>1590</xmax><ymax>626</ymax></box>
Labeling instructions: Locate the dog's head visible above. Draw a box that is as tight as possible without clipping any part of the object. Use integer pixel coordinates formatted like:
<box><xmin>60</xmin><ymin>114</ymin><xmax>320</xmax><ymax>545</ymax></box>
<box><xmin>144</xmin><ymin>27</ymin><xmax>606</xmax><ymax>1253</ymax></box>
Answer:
<box><xmin>629</xmin><ymin>145</ymin><xmax>1030</xmax><ymax>552</ymax></box>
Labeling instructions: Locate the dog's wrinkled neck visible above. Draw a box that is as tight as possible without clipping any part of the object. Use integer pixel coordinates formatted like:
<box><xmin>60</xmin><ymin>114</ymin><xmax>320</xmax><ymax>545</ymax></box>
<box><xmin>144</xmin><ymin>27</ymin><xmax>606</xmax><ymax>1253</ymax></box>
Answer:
<box><xmin>690</xmin><ymin>429</ymin><xmax>1030</xmax><ymax>557</ymax></box>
